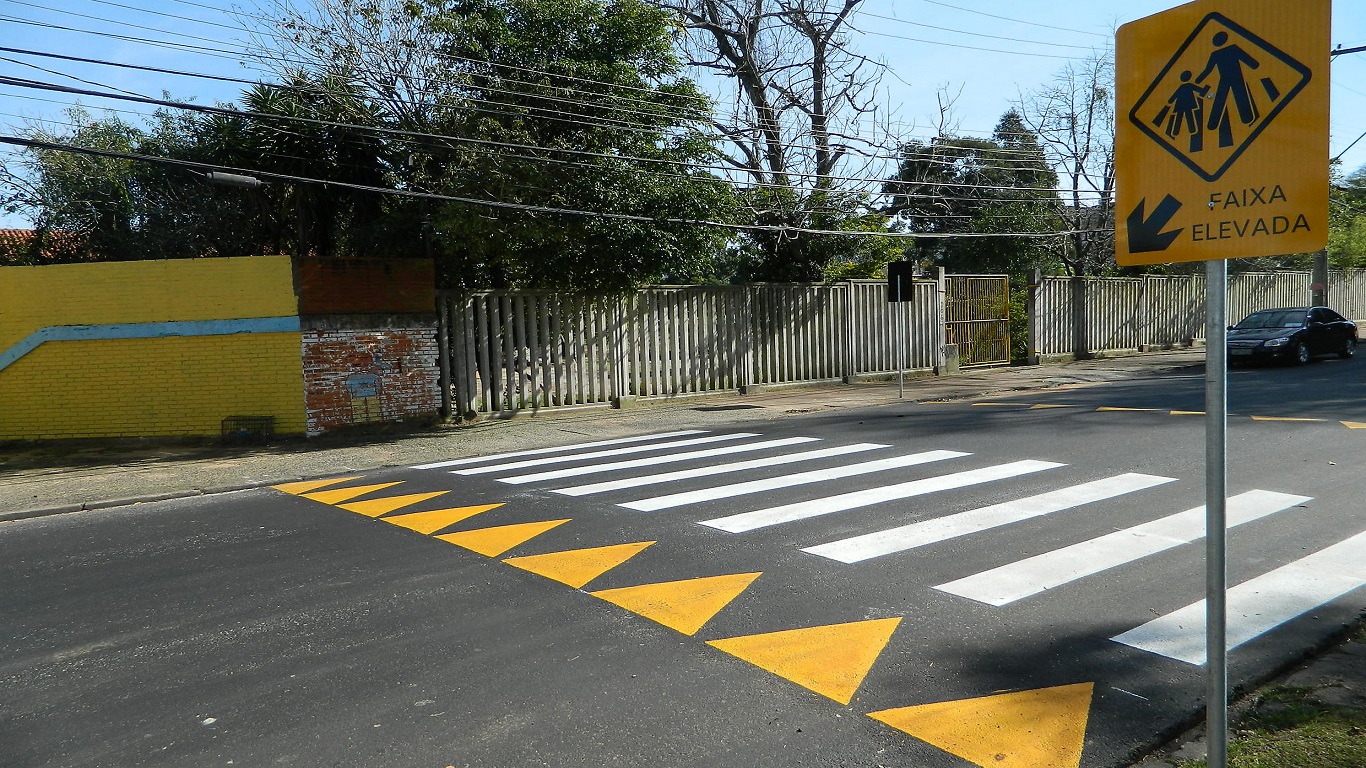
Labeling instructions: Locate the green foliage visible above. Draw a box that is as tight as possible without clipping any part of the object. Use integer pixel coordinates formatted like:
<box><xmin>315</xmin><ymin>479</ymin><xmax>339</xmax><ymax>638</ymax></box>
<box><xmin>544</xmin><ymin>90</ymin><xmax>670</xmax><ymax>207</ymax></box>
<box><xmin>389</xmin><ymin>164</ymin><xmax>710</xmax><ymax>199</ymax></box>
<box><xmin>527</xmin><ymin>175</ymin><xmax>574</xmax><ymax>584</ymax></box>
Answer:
<box><xmin>0</xmin><ymin>105</ymin><xmax>285</xmax><ymax>262</ymax></box>
<box><xmin>2</xmin><ymin>0</ymin><xmax>737</xmax><ymax>288</ymax></box>
<box><xmin>884</xmin><ymin>110</ymin><xmax>1063</xmax><ymax>277</ymax></box>
<box><xmin>1008</xmin><ymin>281</ymin><xmax>1029</xmax><ymax>363</ymax></box>
<box><xmin>1329</xmin><ymin>165</ymin><xmax>1366</xmax><ymax>270</ymax></box>
<box><xmin>412</xmin><ymin>0</ymin><xmax>736</xmax><ymax>290</ymax></box>
<box><xmin>1177</xmin><ymin>684</ymin><xmax>1366</xmax><ymax>768</ymax></box>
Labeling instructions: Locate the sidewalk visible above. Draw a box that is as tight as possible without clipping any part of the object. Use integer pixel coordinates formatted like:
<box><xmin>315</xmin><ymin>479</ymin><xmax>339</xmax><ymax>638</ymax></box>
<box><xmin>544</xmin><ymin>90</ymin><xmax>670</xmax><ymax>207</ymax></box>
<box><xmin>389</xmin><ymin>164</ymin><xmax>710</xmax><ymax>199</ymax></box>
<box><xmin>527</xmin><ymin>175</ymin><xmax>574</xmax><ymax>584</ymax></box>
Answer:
<box><xmin>0</xmin><ymin>350</ymin><xmax>1204</xmax><ymax>520</ymax></box>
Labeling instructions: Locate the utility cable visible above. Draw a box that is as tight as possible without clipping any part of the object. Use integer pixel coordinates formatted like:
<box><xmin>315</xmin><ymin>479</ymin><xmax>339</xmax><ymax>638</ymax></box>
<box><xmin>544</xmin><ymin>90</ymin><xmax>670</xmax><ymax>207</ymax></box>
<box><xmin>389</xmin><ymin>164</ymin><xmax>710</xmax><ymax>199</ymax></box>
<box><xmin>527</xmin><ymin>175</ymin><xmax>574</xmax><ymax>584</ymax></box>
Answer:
<box><xmin>0</xmin><ymin>134</ymin><xmax>1107</xmax><ymax>239</ymax></box>
<box><xmin>0</xmin><ymin>46</ymin><xmax>1067</xmax><ymax>177</ymax></box>
<box><xmin>0</xmin><ymin>75</ymin><xmax>1078</xmax><ymax>196</ymax></box>
<box><xmin>914</xmin><ymin>0</ymin><xmax>1110</xmax><ymax>39</ymax></box>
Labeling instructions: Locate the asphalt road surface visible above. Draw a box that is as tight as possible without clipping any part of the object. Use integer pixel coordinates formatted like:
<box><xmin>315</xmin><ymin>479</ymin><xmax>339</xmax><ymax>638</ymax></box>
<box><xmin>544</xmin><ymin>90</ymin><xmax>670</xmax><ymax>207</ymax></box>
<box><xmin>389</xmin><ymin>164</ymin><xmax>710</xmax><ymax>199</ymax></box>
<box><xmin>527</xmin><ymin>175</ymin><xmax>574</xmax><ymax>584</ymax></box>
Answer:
<box><xmin>4</xmin><ymin>356</ymin><xmax>1364</xmax><ymax>768</ymax></box>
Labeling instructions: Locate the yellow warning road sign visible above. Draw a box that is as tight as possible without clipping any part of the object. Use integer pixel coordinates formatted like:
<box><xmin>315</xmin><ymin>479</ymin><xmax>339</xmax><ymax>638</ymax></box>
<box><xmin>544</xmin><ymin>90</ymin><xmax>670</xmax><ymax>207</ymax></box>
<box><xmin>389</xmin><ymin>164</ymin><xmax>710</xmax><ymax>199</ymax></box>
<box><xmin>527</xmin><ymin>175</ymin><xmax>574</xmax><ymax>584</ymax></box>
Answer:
<box><xmin>1115</xmin><ymin>0</ymin><xmax>1329</xmax><ymax>266</ymax></box>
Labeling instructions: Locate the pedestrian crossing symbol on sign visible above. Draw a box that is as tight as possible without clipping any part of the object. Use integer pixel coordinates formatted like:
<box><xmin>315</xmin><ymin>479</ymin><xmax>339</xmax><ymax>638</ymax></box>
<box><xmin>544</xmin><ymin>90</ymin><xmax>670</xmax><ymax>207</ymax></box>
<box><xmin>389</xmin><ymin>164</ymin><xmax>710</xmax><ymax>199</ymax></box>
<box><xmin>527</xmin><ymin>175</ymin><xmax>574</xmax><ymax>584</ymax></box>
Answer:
<box><xmin>1129</xmin><ymin>12</ymin><xmax>1311</xmax><ymax>182</ymax></box>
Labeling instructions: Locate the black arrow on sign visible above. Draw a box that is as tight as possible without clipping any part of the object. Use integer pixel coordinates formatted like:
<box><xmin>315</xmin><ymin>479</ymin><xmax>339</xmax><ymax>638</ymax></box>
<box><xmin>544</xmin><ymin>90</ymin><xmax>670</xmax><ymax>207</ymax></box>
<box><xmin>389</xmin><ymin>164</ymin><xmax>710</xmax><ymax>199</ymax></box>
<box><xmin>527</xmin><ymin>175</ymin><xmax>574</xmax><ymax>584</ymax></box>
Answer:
<box><xmin>1126</xmin><ymin>194</ymin><xmax>1184</xmax><ymax>253</ymax></box>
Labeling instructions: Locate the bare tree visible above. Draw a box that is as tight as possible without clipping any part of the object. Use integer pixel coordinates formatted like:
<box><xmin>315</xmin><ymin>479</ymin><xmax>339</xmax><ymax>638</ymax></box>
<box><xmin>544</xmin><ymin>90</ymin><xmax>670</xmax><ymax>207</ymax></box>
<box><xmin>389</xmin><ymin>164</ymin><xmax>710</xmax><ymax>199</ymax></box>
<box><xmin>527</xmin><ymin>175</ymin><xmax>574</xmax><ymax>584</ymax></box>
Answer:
<box><xmin>241</xmin><ymin>0</ymin><xmax>458</xmax><ymax>131</ymax></box>
<box><xmin>661</xmin><ymin>0</ymin><xmax>893</xmax><ymax>279</ymax></box>
<box><xmin>1016</xmin><ymin>51</ymin><xmax>1116</xmax><ymax>277</ymax></box>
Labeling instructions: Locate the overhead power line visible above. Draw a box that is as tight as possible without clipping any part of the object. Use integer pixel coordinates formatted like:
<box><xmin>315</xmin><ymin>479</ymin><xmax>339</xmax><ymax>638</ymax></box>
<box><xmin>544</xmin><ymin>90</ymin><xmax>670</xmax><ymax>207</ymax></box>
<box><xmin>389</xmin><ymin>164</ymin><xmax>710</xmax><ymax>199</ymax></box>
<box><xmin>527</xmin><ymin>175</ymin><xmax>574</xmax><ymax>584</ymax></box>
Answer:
<box><xmin>0</xmin><ymin>85</ymin><xmax>1076</xmax><ymax>212</ymax></box>
<box><xmin>0</xmin><ymin>11</ymin><xmax>1066</xmax><ymax>162</ymax></box>
<box><xmin>854</xmin><ymin>11</ymin><xmax>1098</xmax><ymax>50</ymax></box>
<box><xmin>851</xmin><ymin>24</ymin><xmax>1084</xmax><ymax>61</ymax></box>
<box><xmin>1</xmin><ymin>4</ymin><xmax>711</xmax><ymax>112</ymax></box>
<box><xmin>0</xmin><ymin>75</ymin><xmax>1079</xmax><ymax>197</ymax></box>
<box><xmin>0</xmin><ymin>43</ymin><xmax>1069</xmax><ymax>179</ymax></box>
<box><xmin>914</xmin><ymin>0</ymin><xmax>1109</xmax><ymax>39</ymax></box>
<box><xmin>0</xmin><ymin>134</ymin><xmax>1108</xmax><ymax>239</ymax></box>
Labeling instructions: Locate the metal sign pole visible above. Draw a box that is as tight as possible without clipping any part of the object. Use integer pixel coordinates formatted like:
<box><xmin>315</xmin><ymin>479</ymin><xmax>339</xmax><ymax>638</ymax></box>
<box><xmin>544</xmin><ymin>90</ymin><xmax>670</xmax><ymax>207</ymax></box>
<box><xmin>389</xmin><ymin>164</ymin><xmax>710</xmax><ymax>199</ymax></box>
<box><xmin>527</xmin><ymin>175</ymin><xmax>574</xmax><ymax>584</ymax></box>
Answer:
<box><xmin>1205</xmin><ymin>258</ymin><xmax>1229</xmax><ymax>768</ymax></box>
<box><xmin>897</xmin><ymin>299</ymin><xmax>905</xmax><ymax>398</ymax></box>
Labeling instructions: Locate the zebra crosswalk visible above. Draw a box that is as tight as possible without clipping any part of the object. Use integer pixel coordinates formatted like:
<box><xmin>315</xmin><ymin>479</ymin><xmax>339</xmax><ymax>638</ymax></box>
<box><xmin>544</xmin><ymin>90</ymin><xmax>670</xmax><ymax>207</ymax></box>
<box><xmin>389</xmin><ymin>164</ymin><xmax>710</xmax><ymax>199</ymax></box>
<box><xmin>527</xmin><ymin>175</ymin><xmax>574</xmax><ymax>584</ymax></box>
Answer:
<box><xmin>934</xmin><ymin>489</ymin><xmax>1312</xmax><ymax>607</ymax></box>
<box><xmin>414</xmin><ymin>429</ymin><xmax>1364</xmax><ymax>666</ymax></box>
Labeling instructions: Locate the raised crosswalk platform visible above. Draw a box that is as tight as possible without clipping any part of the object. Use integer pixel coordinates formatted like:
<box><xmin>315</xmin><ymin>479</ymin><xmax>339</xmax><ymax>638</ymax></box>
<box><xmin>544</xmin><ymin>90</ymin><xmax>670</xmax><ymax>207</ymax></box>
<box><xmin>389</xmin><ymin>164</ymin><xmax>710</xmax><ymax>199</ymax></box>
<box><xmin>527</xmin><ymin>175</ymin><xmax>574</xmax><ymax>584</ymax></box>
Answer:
<box><xmin>409</xmin><ymin>429</ymin><xmax>1361</xmax><ymax>667</ymax></box>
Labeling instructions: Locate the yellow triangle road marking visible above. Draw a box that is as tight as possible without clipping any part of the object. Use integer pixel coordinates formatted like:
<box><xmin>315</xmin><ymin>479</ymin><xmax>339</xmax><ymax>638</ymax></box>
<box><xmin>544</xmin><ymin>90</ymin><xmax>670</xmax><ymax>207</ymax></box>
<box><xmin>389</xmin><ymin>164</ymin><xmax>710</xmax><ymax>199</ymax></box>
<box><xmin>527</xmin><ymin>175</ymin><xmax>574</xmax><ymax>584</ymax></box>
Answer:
<box><xmin>1029</xmin><ymin>404</ymin><xmax>1075</xmax><ymax>410</ymax></box>
<box><xmin>1170</xmin><ymin>410</ymin><xmax>1205</xmax><ymax>416</ymax></box>
<box><xmin>271</xmin><ymin>476</ymin><xmax>363</xmax><ymax>495</ymax></box>
<box><xmin>867</xmin><ymin>682</ymin><xmax>1094</xmax><ymax>768</ymax></box>
<box><xmin>1251</xmin><ymin>415</ymin><xmax>1324</xmax><ymax>423</ymax></box>
<box><xmin>338</xmin><ymin>491</ymin><xmax>450</xmax><ymax>517</ymax></box>
<box><xmin>1097</xmin><ymin>407</ymin><xmax>1161</xmax><ymax>412</ymax></box>
<box><xmin>504</xmin><ymin>541</ymin><xmax>655</xmax><ymax>589</ymax></box>
<box><xmin>435</xmin><ymin>519</ymin><xmax>570</xmax><ymax>557</ymax></box>
<box><xmin>590</xmin><ymin>572</ymin><xmax>762</xmax><ymax>636</ymax></box>
<box><xmin>706</xmin><ymin>617</ymin><xmax>901</xmax><ymax>705</ymax></box>
<box><xmin>301</xmin><ymin>482</ymin><xmax>403</xmax><ymax>504</ymax></box>
<box><xmin>1343</xmin><ymin>421</ymin><xmax>1366</xmax><ymax>429</ymax></box>
<box><xmin>383</xmin><ymin>503</ymin><xmax>504</xmax><ymax>533</ymax></box>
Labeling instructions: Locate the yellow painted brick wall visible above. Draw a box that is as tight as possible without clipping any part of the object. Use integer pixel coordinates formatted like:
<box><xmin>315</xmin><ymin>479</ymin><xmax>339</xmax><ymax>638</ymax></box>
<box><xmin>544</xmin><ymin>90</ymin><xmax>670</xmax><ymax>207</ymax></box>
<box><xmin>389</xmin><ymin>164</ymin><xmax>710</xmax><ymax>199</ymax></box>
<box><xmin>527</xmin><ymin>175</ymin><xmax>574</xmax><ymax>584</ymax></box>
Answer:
<box><xmin>0</xmin><ymin>256</ymin><xmax>305</xmax><ymax>440</ymax></box>
<box><xmin>0</xmin><ymin>333</ymin><xmax>305</xmax><ymax>439</ymax></box>
<box><xmin>0</xmin><ymin>255</ymin><xmax>298</xmax><ymax>350</ymax></box>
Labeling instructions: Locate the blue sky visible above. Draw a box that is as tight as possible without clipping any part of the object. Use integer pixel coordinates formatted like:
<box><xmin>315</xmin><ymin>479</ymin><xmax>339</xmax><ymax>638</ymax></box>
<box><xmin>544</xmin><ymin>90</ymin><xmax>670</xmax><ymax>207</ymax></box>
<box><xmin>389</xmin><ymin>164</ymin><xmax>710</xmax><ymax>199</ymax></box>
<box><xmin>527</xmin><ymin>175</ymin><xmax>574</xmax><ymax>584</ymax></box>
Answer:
<box><xmin>2</xmin><ymin>0</ymin><xmax>1364</xmax><ymax>229</ymax></box>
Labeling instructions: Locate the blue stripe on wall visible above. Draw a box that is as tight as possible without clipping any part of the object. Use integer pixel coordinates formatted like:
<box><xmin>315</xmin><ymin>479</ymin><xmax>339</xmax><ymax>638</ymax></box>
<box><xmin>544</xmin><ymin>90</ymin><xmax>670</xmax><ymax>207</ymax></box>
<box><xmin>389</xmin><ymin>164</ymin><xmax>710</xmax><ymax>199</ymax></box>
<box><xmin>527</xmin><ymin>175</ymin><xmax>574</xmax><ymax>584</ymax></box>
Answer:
<box><xmin>0</xmin><ymin>317</ymin><xmax>302</xmax><ymax>373</ymax></box>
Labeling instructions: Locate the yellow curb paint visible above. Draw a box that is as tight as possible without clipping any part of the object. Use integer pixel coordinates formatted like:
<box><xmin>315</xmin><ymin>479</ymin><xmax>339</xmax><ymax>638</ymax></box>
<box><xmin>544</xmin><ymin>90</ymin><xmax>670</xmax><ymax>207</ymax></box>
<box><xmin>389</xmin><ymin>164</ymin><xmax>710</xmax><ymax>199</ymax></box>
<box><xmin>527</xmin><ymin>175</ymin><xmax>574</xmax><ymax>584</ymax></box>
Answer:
<box><xmin>867</xmin><ymin>682</ymin><xmax>1094</xmax><ymax>768</ymax></box>
<box><xmin>1343</xmin><ymin>421</ymin><xmax>1366</xmax><ymax>429</ymax></box>
<box><xmin>504</xmin><ymin>541</ymin><xmax>655</xmax><ymax>589</ymax></box>
<box><xmin>436</xmin><ymin>519</ymin><xmax>571</xmax><ymax>557</ymax></box>
<box><xmin>382</xmin><ymin>503</ymin><xmax>504</xmax><ymax>534</ymax></box>
<box><xmin>1096</xmin><ymin>407</ymin><xmax>1162</xmax><ymax>412</ymax></box>
<box><xmin>706</xmin><ymin>617</ymin><xmax>901</xmax><ymax>705</ymax></box>
<box><xmin>1170</xmin><ymin>410</ymin><xmax>1205</xmax><ymax>416</ymax></box>
<box><xmin>590</xmin><ymin>572</ymin><xmax>762</xmax><ymax>636</ymax></box>
<box><xmin>1250</xmin><ymin>416</ymin><xmax>1325</xmax><ymax>423</ymax></box>
<box><xmin>339</xmin><ymin>491</ymin><xmax>450</xmax><ymax>518</ymax></box>
<box><xmin>271</xmin><ymin>476</ymin><xmax>363</xmax><ymax>495</ymax></box>
<box><xmin>301</xmin><ymin>482</ymin><xmax>403</xmax><ymax>504</ymax></box>
<box><xmin>1029</xmin><ymin>404</ymin><xmax>1076</xmax><ymax>410</ymax></box>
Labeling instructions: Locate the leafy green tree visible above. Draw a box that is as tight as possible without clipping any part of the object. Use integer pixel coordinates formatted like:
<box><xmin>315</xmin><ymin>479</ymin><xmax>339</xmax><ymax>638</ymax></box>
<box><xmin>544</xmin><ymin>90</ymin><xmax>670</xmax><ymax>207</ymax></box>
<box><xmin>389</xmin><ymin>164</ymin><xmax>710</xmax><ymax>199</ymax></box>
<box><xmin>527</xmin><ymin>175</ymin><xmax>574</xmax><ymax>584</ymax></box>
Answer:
<box><xmin>1329</xmin><ymin>165</ymin><xmax>1366</xmax><ymax>270</ymax></box>
<box><xmin>248</xmin><ymin>0</ymin><xmax>737</xmax><ymax>290</ymax></box>
<box><xmin>884</xmin><ymin>110</ymin><xmax>1061</xmax><ymax>275</ymax></box>
<box><xmin>0</xmin><ymin>105</ymin><xmax>278</xmax><ymax>262</ymax></box>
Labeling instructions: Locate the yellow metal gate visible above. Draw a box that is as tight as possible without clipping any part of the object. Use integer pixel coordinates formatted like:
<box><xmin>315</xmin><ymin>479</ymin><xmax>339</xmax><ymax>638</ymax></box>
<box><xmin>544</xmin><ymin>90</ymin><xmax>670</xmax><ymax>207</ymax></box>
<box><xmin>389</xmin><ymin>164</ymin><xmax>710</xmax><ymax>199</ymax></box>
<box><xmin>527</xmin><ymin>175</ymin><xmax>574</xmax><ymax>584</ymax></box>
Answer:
<box><xmin>945</xmin><ymin>275</ymin><xmax>1010</xmax><ymax>367</ymax></box>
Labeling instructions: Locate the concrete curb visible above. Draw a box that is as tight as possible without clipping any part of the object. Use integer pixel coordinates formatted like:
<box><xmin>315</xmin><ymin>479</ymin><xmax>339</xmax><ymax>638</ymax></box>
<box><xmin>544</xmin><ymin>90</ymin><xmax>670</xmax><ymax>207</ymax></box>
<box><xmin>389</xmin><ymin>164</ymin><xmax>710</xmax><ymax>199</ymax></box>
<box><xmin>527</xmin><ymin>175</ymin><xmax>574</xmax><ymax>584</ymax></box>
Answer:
<box><xmin>2</xmin><ymin>487</ymin><xmax>245</xmax><ymax>523</ymax></box>
<box><xmin>0</xmin><ymin>464</ymin><xmax>418</xmax><ymax>523</ymax></box>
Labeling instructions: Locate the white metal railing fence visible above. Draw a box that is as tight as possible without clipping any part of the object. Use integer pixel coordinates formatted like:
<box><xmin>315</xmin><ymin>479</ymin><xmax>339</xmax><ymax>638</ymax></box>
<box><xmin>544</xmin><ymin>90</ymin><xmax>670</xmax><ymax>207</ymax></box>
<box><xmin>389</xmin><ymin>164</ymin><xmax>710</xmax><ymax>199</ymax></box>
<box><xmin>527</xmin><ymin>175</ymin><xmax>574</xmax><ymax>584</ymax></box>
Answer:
<box><xmin>1031</xmin><ymin>270</ymin><xmax>1366</xmax><ymax>358</ymax></box>
<box><xmin>439</xmin><ymin>279</ymin><xmax>947</xmax><ymax>416</ymax></box>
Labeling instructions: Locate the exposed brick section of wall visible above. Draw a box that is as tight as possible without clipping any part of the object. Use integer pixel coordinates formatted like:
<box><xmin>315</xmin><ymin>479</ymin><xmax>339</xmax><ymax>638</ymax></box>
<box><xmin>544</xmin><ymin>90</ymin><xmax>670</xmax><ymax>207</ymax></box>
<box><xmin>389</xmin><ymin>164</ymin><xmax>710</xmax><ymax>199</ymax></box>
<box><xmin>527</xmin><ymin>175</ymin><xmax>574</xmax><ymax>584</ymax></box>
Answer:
<box><xmin>301</xmin><ymin>326</ymin><xmax>440</xmax><ymax>436</ymax></box>
<box><xmin>296</xmin><ymin>258</ymin><xmax>436</xmax><ymax>316</ymax></box>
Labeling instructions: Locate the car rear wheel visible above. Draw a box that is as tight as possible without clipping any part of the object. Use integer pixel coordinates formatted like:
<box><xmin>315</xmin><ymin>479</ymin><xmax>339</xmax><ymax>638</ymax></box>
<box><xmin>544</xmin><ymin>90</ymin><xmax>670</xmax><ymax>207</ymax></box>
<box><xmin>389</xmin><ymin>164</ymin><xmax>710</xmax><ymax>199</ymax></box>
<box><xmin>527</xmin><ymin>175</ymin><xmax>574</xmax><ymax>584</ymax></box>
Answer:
<box><xmin>1292</xmin><ymin>341</ymin><xmax>1311</xmax><ymax>365</ymax></box>
<box><xmin>1340</xmin><ymin>337</ymin><xmax>1356</xmax><ymax>359</ymax></box>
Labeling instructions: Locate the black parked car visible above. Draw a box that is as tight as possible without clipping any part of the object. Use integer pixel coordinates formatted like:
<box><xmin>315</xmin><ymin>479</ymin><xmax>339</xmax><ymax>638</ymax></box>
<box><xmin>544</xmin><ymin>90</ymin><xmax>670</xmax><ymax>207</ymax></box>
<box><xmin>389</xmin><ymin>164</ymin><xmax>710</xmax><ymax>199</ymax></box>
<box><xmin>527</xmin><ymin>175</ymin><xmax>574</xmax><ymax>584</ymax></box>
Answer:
<box><xmin>1227</xmin><ymin>306</ymin><xmax>1357</xmax><ymax>365</ymax></box>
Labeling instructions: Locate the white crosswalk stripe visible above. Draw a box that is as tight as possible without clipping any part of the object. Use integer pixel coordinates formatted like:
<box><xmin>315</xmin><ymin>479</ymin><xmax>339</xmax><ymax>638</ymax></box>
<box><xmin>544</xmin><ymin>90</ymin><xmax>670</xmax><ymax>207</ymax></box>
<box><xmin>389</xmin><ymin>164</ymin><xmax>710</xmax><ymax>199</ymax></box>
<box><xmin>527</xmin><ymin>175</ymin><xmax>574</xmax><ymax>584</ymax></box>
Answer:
<box><xmin>700</xmin><ymin>459</ymin><xmax>1066</xmax><ymax>533</ymax></box>
<box><xmin>934</xmin><ymin>489</ymin><xmax>1312</xmax><ymax>606</ymax></box>
<box><xmin>411</xmin><ymin>430</ymin><xmax>708</xmax><ymax>470</ymax></box>
<box><xmin>413</xmin><ymin>428</ymin><xmax>1349</xmax><ymax>663</ymax></box>
<box><xmin>621</xmin><ymin>450</ymin><xmax>970</xmax><ymax>512</ymax></box>
<box><xmin>496</xmin><ymin>436</ymin><xmax>823</xmax><ymax>485</ymax></box>
<box><xmin>551</xmin><ymin>443</ymin><xmax>890</xmax><ymax>496</ymax></box>
<box><xmin>802</xmin><ymin>472</ymin><xmax>1176</xmax><ymax>563</ymax></box>
<box><xmin>1112</xmin><ymin>529</ymin><xmax>1366</xmax><ymax>664</ymax></box>
<box><xmin>452</xmin><ymin>433</ymin><xmax>760</xmax><ymax>476</ymax></box>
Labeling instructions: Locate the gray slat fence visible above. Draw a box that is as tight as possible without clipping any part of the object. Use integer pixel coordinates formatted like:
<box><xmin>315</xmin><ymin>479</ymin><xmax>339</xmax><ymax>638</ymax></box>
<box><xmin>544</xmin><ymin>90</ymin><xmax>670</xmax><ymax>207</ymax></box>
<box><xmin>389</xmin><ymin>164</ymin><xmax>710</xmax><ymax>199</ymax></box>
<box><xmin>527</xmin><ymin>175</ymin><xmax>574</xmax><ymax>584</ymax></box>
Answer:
<box><xmin>438</xmin><ymin>279</ymin><xmax>948</xmax><ymax>416</ymax></box>
<box><xmin>1031</xmin><ymin>270</ymin><xmax>1366</xmax><ymax>358</ymax></box>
